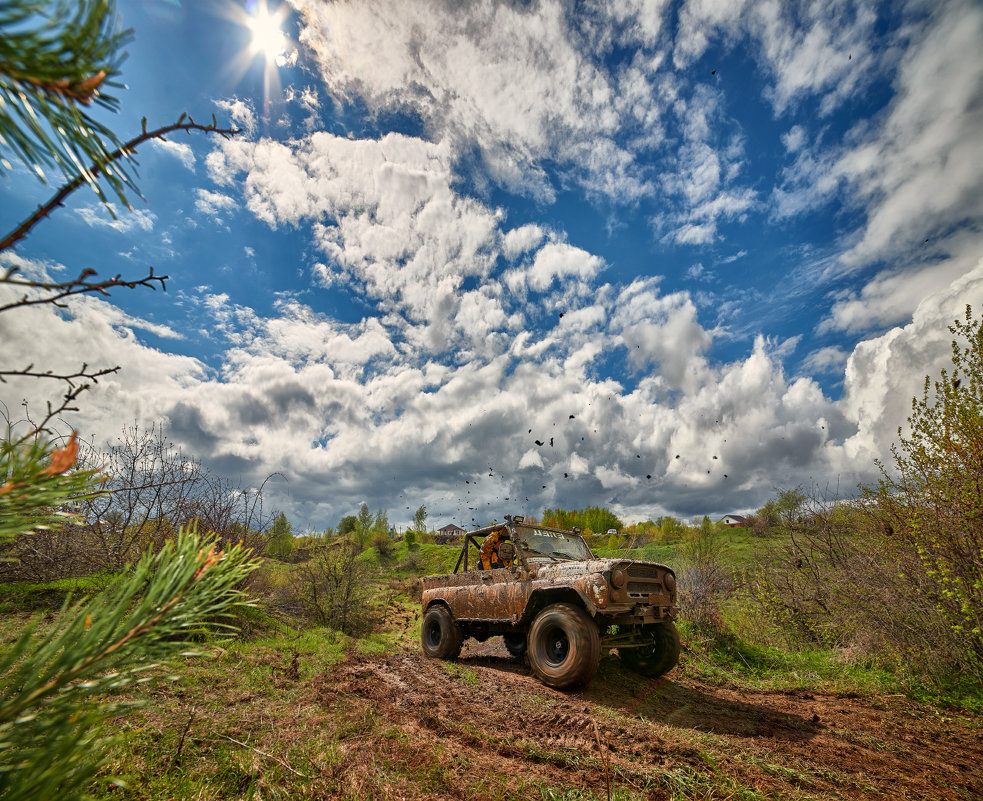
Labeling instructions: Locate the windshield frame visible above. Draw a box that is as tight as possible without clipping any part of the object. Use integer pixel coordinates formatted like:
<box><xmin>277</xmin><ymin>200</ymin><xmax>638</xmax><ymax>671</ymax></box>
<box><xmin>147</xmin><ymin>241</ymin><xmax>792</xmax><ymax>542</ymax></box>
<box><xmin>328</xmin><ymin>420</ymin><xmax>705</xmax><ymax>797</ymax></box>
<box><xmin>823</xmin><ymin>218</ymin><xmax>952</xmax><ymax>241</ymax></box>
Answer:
<box><xmin>512</xmin><ymin>524</ymin><xmax>594</xmax><ymax>563</ymax></box>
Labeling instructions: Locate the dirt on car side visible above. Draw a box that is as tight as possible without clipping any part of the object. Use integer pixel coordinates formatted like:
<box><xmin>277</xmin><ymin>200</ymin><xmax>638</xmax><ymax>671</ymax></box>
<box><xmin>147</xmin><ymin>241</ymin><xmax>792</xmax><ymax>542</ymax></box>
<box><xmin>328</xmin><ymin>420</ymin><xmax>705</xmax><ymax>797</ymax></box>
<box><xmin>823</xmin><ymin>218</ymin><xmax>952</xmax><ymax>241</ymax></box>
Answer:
<box><xmin>420</xmin><ymin>515</ymin><xmax>682</xmax><ymax>689</ymax></box>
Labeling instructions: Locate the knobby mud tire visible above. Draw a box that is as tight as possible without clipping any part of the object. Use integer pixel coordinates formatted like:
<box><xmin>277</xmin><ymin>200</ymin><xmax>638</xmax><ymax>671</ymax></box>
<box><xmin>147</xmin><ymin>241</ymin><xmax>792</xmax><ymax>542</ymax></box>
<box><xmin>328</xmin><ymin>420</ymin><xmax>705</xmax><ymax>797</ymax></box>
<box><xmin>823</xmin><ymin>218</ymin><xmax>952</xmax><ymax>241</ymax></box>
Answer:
<box><xmin>619</xmin><ymin>622</ymin><xmax>681</xmax><ymax>678</ymax></box>
<box><xmin>421</xmin><ymin>605</ymin><xmax>463</xmax><ymax>660</ymax></box>
<box><xmin>527</xmin><ymin>603</ymin><xmax>600</xmax><ymax>689</ymax></box>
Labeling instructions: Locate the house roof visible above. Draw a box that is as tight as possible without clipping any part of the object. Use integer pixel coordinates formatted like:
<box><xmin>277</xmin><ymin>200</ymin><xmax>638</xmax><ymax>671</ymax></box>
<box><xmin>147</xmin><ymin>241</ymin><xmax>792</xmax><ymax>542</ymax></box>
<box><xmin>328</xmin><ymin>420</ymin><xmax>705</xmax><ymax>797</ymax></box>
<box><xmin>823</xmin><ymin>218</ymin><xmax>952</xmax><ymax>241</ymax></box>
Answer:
<box><xmin>438</xmin><ymin>523</ymin><xmax>464</xmax><ymax>533</ymax></box>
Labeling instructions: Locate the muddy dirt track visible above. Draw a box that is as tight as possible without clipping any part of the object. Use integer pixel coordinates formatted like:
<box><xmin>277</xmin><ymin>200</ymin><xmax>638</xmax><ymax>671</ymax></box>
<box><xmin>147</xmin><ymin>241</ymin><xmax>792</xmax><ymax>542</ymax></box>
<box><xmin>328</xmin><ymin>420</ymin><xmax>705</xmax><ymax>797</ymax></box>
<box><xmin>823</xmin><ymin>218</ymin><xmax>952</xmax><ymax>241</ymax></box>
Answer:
<box><xmin>314</xmin><ymin>637</ymin><xmax>983</xmax><ymax>800</ymax></box>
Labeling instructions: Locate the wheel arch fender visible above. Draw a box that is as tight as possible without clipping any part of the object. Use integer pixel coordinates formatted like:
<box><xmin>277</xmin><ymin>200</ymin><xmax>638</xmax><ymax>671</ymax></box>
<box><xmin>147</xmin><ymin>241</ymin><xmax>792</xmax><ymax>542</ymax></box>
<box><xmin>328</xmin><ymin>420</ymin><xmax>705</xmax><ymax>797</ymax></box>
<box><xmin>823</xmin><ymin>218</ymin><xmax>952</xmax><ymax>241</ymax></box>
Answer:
<box><xmin>423</xmin><ymin>598</ymin><xmax>454</xmax><ymax>616</ymax></box>
<box><xmin>521</xmin><ymin>587</ymin><xmax>596</xmax><ymax>626</ymax></box>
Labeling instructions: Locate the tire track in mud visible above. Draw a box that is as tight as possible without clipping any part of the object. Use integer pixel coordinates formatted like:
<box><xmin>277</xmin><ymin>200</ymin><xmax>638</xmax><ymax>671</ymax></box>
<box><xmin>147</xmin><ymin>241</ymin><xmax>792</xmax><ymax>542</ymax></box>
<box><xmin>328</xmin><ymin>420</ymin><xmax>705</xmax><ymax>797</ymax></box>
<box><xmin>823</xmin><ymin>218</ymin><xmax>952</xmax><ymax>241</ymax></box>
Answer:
<box><xmin>313</xmin><ymin>642</ymin><xmax>983</xmax><ymax>800</ymax></box>
<box><xmin>316</xmin><ymin>646</ymin><xmax>697</xmax><ymax>798</ymax></box>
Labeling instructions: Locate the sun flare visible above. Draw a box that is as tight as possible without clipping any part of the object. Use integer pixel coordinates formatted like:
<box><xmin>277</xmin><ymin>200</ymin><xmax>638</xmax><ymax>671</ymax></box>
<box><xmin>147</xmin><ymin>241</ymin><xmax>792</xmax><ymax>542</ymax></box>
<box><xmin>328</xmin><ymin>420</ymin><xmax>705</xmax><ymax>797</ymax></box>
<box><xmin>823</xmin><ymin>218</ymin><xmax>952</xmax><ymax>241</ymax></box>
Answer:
<box><xmin>246</xmin><ymin>2</ymin><xmax>287</xmax><ymax>65</ymax></box>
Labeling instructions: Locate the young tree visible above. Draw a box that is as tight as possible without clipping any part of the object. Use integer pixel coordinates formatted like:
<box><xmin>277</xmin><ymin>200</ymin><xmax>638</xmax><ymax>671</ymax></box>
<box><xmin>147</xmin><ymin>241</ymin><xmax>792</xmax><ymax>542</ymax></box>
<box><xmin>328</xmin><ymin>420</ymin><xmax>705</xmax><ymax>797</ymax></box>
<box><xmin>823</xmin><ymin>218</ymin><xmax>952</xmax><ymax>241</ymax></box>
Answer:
<box><xmin>679</xmin><ymin>515</ymin><xmax>727</xmax><ymax>632</ymax></box>
<box><xmin>373</xmin><ymin>508</ymin><xmax>389</xmax><ymax>535</ymax></box>
<box><xmin>337</xmin><ymin>514</ymin><xmax>357</xmax><ymax>535</ymax></box>
<box><xmin>266</xmin><ymin>511</ymin><xmax>294</xmax><ymax>559</ymax></box>
<box><xmin>282</xmin><ymin>541</ymin><xmax>375</xmax><ymax>635</ymax></box>
<box><xmin>354</xmin><ymin>502</ymin><xmax>373</xmax><ymax>548</ymax></box>
<box><xmin>413</xmin><ymin>504</ymin><xmax>427</xmax><ymax>533</ymax></box>
<box><xmin>865</xmin><ymin>306</ymin><xmax>983</xmax><ymax>676</ymax></box>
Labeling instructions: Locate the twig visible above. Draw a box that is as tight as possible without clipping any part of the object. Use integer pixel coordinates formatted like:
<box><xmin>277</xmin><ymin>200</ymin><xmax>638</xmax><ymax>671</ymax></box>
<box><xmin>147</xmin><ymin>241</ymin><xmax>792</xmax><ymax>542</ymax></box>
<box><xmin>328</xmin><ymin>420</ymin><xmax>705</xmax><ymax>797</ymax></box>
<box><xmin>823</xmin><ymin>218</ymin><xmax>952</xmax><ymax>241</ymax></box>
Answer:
<box><xmin>592</xmin><ymin>719</ymin><xmax>612</xmax><ymax>801</ymax></box>
<box><xmin>203</xmin><ymin>733</ymin><xmax>310</xmax><ymax>778</ymax></box>
<box><xmin>0</xmin><ymin>364</ymin><xmax>119</xmax><ymax>388</ymax></box>
<box><xmin>164</xmin><ymin>706</ymin><xmax>196</xmax><ymax>772</ymax></box>
<box><xmin>0</xmin><ymin>267</ymin><xmax>167</xmax><ymax>314</ymax></box>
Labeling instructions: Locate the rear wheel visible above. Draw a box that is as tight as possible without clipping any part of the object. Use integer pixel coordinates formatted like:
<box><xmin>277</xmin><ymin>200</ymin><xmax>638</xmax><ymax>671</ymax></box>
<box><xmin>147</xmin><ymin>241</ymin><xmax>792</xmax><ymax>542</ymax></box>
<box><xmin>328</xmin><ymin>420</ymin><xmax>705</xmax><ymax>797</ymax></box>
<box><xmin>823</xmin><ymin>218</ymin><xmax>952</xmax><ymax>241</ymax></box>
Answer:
<box><xmin>527</xmin><ymin>603</ymin><xmax>600</xmax><ymax>689</ymax></box>
<box><xmin>421</xmin><ymin>605</ymin><xmax>462</xmax><ymax>660</ymax></box>
<box><xmin>503</xmin><ymin>633</ymin><xmax>527</xmax><ymax>658</ymax></box>
<box><xmin>619</xmin><ymin>622</ymin><xmax>680</xmax><ymax>678</ymax></box>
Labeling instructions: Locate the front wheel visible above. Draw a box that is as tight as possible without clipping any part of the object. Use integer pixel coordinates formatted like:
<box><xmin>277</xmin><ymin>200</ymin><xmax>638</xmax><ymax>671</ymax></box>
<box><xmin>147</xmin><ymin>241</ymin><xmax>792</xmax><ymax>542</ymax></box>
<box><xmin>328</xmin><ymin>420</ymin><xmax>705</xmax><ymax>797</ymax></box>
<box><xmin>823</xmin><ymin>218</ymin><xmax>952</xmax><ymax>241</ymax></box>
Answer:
<box><xmin>421</xmin><ymin>605</ymin><xmax>462</xmax><ymax>660</ymax></box>
<box><xmin>527</xmin><ymin>603</ymin><xmax>600</xmax><ymax>689</ymax></box>
<box><xmin>618</xmin><ymin>622</ymin><xmax>680</xmax><ymax>678</ymax></box>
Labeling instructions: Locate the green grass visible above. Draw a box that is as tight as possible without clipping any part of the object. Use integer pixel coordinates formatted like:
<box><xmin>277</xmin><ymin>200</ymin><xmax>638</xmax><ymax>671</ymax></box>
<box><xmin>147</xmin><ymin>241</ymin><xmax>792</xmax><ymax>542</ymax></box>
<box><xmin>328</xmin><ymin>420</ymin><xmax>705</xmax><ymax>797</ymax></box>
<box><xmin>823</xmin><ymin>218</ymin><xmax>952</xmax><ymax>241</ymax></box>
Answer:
<box><xmin>357</xmin><ymin>539</ymin><xmax>461</xmax><ymax>576</ymax></box>
<box><xmin>593</xmin><ymin>525</ymin><xmax>767</xmax><ymax>567</ymax></box>
<box><xmin>0</xmin><ymin>570</ymin><xmax>119</xmax><ymax>612</ymax></box>
<box><xmin>5</xmin><ymin>531</ymin><xmax>983</xmax><ymax>799</ymax></box>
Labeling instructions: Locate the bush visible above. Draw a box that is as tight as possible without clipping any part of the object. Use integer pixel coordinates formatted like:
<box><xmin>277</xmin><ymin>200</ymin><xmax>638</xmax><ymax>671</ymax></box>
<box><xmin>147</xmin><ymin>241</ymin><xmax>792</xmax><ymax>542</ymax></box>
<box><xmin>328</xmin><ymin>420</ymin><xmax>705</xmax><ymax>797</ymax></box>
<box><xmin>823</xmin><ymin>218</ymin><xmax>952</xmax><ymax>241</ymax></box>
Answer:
<box><xmin>279</xmin><ymin>542</ymin><xmax>377</xmax><ymax>635</ymax></box>
<box><xmin>678</xmin><ymin>517</ymin><xmax>727</xmax><ymax>633</ymax></box>
<box><xmin>373</xmin><ymin>532</ymin><xmax>395</xmax><ymax>558</ymax></box>
<box><xmin>862</xmin><ymin>306</ymin><xmax>983</xmax><ymax>681</ymax></box>
<box><xmin>749</xmin><ymin>307</ymin><xmax>983</xmax><ymax>689</ymax></box>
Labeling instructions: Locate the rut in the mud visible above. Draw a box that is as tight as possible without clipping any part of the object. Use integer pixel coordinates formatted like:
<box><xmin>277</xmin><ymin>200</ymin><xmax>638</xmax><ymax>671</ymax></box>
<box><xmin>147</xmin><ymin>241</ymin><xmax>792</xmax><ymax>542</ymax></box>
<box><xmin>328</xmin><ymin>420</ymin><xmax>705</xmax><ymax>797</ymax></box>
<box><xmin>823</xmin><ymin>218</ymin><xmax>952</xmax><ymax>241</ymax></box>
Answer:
<box><xmin>314</xmin><ymin>639</ymin><xmax>983</xmax><ymax>801</ymax></box>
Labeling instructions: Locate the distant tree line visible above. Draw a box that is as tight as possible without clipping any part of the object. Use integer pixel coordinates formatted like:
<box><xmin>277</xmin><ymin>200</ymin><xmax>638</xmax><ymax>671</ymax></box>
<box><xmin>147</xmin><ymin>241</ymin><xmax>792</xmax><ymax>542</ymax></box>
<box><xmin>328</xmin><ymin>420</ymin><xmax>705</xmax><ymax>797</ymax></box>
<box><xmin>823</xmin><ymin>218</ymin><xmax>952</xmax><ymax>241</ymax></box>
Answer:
<box><xmin>542</xmin><ymin>506</ymin><xmax>623</xmax><ymax>534</ymax></box>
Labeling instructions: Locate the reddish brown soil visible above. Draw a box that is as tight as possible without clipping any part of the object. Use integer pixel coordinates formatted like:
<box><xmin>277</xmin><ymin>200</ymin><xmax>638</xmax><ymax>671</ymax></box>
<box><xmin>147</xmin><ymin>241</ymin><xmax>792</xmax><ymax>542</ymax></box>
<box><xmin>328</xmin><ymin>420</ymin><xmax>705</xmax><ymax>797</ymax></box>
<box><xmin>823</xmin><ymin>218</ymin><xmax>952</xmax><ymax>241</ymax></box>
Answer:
<box><xmin>314</xmin><ymin>637</ymin><xmax>983</xmax><ymax>800</ymax></box>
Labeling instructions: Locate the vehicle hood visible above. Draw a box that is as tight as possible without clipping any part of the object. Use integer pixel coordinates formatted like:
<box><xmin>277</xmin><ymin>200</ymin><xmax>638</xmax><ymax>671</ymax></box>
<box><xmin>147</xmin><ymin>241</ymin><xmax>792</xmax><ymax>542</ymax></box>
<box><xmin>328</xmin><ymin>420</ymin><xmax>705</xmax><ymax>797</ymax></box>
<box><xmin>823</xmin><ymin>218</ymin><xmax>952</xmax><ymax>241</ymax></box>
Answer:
<box><xmin>526</xmin><ymin>557</ymin><xmax>674</xmax><ymax>579</ymax></box>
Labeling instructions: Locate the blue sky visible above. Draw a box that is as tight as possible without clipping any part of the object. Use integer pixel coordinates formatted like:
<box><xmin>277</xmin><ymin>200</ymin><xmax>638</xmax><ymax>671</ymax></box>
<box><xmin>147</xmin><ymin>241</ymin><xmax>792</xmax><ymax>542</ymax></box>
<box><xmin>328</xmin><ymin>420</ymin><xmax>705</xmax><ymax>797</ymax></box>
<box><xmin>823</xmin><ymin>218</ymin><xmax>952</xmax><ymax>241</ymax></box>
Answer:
<box><xmin>2</xmin><ymin>0</ymin><xmax>982</xmax><ymax>532</ymax></box>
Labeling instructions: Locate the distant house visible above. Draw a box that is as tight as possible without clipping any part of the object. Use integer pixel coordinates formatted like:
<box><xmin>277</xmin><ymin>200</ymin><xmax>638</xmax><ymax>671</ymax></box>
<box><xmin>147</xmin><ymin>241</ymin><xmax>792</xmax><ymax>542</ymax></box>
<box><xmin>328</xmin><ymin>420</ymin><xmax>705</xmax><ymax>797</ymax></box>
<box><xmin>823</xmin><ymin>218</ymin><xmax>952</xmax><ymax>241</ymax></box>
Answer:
<box><xmin>435</xmin><ymin>523</ymin><xmax>465</xmax><ymax>544</ymax></box>
<box><xmin>720</xmin><ymin>514</ymin><xmax>749</xmax><ymax>527</ymax></box>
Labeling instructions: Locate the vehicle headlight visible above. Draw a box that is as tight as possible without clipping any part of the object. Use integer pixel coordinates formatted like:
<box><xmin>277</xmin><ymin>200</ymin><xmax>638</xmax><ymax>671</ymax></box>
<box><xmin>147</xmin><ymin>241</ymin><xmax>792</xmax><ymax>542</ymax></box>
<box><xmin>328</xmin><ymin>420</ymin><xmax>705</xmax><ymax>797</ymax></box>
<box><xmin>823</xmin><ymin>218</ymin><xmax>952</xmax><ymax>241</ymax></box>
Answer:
<box><xmin>664</xmin><ymin>572</ymin><xmax>676</xmax><ymax>593</ymax></box>
<box><xmin>610</xmin><ymin>568</ymin><xmax>627</xmax><ymax>588</ymax></box>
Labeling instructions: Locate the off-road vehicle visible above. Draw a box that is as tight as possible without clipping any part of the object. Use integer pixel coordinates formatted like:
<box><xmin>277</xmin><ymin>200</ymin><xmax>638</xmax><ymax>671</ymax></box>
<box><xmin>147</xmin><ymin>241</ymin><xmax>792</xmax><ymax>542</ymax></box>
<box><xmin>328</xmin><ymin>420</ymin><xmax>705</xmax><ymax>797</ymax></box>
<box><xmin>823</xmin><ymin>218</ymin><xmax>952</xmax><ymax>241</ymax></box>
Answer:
<box><xmin>420</xmin><ymin>515</ymin><xmax>680</xmax><ymax>689</ymax></box>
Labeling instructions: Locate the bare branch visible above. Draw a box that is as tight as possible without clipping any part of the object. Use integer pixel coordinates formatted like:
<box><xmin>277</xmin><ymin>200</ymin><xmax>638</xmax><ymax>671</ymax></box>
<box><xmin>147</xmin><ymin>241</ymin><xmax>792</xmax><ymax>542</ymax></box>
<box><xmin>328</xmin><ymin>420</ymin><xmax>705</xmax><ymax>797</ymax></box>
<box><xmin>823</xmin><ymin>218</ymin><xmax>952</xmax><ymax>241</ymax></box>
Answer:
<box><xmin>0</xmin><ymin>364</ymin><xmax>119</xmax><ymax>387</ymax></box>
<box><xmin>0</xmin><ymin>266</ymin><xmax>166</xmax><ymax>314</ymax></box>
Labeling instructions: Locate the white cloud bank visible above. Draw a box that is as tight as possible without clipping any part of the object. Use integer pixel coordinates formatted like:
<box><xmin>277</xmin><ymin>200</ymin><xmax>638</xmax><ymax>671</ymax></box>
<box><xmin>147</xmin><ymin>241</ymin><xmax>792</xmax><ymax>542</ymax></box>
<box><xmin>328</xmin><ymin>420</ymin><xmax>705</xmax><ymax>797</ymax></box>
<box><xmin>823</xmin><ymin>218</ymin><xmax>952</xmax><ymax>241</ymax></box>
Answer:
<box><xmin>4</xmin><ymin>1</ymin><xmax>982</xmax><ymax>529</ymax></box>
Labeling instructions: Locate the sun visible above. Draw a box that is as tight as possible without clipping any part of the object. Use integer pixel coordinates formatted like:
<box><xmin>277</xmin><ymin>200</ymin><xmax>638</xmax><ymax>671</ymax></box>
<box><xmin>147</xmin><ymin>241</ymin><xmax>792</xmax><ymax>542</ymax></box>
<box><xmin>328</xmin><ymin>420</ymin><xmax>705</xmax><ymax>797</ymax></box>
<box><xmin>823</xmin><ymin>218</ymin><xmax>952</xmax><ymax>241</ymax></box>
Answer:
<box><xmin>246</xmin><ymin>1</ymin><xmax>287</xmax><ymax>66</ymax></box>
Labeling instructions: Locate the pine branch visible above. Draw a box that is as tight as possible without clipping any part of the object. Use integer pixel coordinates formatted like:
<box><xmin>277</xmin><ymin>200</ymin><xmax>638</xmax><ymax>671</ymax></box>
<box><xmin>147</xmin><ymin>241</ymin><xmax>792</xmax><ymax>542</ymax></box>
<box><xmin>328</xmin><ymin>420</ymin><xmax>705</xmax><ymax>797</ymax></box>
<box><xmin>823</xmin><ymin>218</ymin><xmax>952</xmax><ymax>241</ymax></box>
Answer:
<box><xmin>0</xmin><ymin>1</ymin><xmax>132</xmax><ymax>198</ymax></box>
<box><xmin>0</xmin><ymin>526</ymin><xmax>258</xmax><ymax>800</ymax></box>
<box><xmin>1</xmin><ymin>115</ymin><xmax>240</xmax><ymax>252</ymax></box>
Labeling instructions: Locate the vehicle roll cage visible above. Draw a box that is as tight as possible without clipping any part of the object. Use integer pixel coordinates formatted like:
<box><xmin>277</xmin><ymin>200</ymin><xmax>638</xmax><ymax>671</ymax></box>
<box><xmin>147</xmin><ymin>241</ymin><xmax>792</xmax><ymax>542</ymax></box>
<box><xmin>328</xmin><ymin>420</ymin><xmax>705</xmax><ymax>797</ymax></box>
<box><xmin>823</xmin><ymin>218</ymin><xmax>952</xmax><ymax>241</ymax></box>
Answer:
<box><xmin>452</xmin><ymin>514</ymin><xmax>586</xmax><ymax>573</ymax></box>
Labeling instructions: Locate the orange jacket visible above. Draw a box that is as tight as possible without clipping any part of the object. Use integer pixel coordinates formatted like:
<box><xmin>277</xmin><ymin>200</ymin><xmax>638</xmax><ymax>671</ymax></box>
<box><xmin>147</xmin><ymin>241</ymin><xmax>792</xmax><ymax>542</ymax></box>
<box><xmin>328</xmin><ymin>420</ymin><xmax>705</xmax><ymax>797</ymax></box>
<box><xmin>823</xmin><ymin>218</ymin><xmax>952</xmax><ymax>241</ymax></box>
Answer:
<box><xmin>480</xmin><ymin>529</ymin><xmax>511</xmax><ymax>569</ymax></box>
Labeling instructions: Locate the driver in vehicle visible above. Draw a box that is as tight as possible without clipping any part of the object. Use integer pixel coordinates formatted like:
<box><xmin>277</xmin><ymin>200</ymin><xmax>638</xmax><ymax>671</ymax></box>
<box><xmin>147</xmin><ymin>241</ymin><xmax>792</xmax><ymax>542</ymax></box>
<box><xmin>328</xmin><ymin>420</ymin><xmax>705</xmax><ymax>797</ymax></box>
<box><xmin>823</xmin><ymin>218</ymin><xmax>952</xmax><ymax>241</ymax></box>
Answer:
<box><xmin>479</xmin><ymin>528</ymin><xmax>514</xmax><ymax>569</ymax></box>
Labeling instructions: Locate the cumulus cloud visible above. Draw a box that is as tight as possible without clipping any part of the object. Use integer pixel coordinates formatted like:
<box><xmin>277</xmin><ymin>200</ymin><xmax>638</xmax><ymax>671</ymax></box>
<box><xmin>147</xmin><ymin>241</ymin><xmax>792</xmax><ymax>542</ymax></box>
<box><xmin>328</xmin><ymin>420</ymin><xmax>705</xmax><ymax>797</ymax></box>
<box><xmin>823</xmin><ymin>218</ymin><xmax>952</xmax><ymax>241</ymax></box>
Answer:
<box><xmin>289</xmin><ymin>0</ymin><xmax>730</xmax><ymax>208</ymax></box>
<box><xmin>521</xmin><ymin>242</ymin><xmax>605</xmax><ymax>292</ymax></box>
<box><xmin>151</xmin><ymin>139</ymin><xmax>196</xmax><ymax>171</ymax></box>
<box><xmin>838</xmin><ymin>258</ymin><xmax>983</xmax><ymax>464</ymax></box>
<box><xmin>773</xmin><ymin>1</ymin><xmax>983</xmax><ymax>332</ymax></box>
<box><xmin>195</xmin><ymin>188</ymin><xmax>238</xmax><ymax>218</ymax></box>
<box><xmin>836</xmin><ymin>2</ymin><xmax>983</xmax><ymax>272</ymax></box>
<box><xmin>214</xmin><ymin>97</ymin><xmax>256</xmax><ymax>136</ymax></box>
<box><xmin>206</xmin><ymin>131</ymin><xmax>507</xmax><ymax>347</ymax></box>
<box><xmin>502</xmin><ymin>224</ymin><xmax>546</xmax><ymax>261</ymax></box>
<box><xmin>610</xmin><ymin>279</ymin><xmax>711</xmax><ymax>392</ymax></box>
<box><xmin>801</xmin><ymin>345</ymin><xmax>849</xmax><ymax>375</ymax></box>
<box><xmin>7</xmin><ymin>241</ymin><xmax>976</xmax><ymax>528</ymax></box>
<box><xmin>674</xmin><ymin>0</ymin><xmax>879</xmax><ymax>115</ymax></box>
<box><xmin>75</xmin><ymin>203</ymin><xmax>156</xmax><ymax>233</ymax></box>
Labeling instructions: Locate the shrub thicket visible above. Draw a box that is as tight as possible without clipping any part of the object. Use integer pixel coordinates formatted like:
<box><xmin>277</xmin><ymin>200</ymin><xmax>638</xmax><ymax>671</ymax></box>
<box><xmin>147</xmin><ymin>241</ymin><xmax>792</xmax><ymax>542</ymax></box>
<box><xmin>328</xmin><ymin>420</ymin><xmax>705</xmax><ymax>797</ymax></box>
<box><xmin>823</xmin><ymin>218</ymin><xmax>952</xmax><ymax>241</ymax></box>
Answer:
<box><xmin>750</xmin><ymin>307</ymin><xmax>983</xmax><ymax>687</ymax></box>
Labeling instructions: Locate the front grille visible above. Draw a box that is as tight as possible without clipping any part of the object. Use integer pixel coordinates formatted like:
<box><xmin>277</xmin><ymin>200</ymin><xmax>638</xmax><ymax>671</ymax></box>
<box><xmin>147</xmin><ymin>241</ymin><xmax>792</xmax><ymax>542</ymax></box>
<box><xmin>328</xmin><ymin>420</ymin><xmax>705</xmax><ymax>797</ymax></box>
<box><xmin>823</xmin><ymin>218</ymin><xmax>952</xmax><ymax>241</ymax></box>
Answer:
<box><xmin>624</xmin><ymin>564</ymin><xmax>667</xmax><ymax>598</ymax></box>
<box><xmin>627</xmin><ymin>581</ymin><xmax>664</xmax><ymax>596</ymax></box>
<box><xmin>626</xmin><ymin>564</ymin><xmax>662</xmax><ymax>579</ymax></box>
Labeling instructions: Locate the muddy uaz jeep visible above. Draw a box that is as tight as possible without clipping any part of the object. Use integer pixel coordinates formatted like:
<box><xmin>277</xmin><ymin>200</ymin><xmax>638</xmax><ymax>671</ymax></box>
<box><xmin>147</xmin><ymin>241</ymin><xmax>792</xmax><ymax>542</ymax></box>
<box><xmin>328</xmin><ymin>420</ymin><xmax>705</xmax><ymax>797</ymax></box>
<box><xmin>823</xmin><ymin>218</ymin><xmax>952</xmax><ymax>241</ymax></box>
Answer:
<box><xmin>420</xmin><ymin>515</ymin><xmax>680</xmax><ymax>689</ymax></box>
